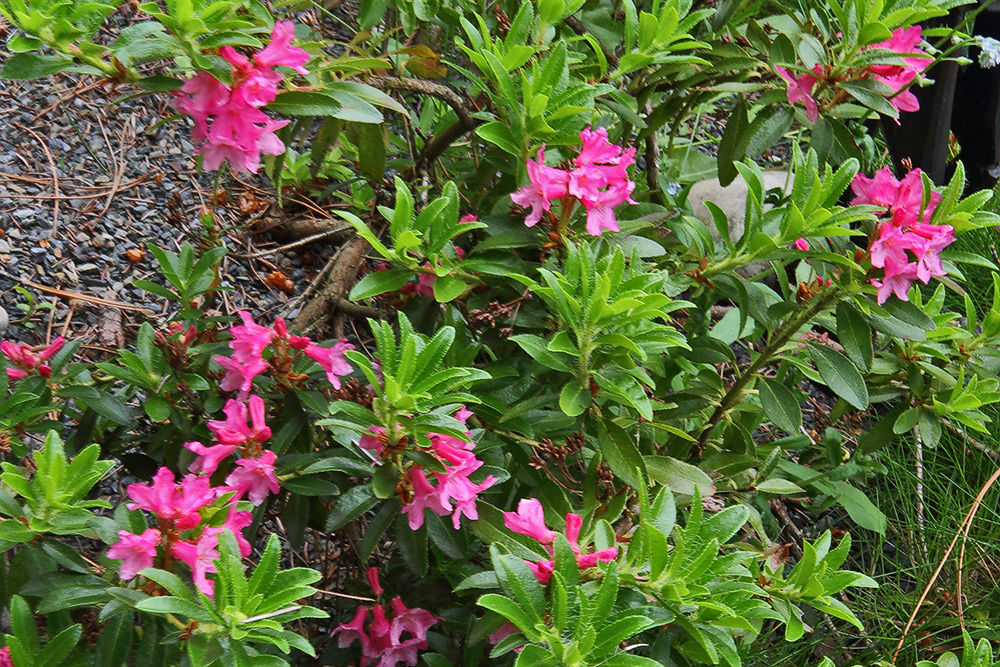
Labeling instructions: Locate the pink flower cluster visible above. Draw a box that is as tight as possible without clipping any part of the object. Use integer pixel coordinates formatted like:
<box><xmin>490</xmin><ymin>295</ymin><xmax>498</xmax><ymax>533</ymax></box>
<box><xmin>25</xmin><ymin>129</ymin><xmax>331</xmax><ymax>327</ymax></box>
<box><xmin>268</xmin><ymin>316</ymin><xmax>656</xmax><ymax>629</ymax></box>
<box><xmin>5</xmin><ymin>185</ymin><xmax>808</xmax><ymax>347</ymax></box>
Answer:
<box><xmin>172</xmin><ymin>21</ymin><xmax>309</xmax><ymax>173</ymax></box>
<box><xmin>503</xmin><ymin>498</ymin><xmax>619</xmax><ymax>584</ymax></box>
<box><xmin>776</xmin><ymin>26</ymin><xmax>932</xmax><ymax>122</ymax></box>
<box><xmin>214</xmin><ymin>311</ymin><xmax>353</xmax><ymax>397</ymax></box>
<box><xmin>107</xmin><ymin>466</ymin><xmax>253</xmax><ymax>596</ymax></box>
<box><xmin>360</xmin><ymin>407</ymin><xmax>495</xmax><ymax>530</ymax></box>
<box><xmin>1</xmin><ymin>336</ymin><xmax>64</xmax><ymax>380</ymax></box>
<box><xmin>185</xmin><ymin>395</ymin><xmax>281</xmax><ymax>505</ymax></box>
<box><xmin>333</xmin><ymin>568</ymin><xmax>439</xmax><ymax>667</ymax></box>
<box><xmin>512</xmin><ymin>127</ymin><xmax>637</xmax><ymax>236</ymax></box>
<box><xmin>851</xmin><ymin>166</ymin><xmax>954</xmax><ymax>304</ymax></box>
<box><xmin>0</xmin><ymin>646</ymin><xmax>10</xmax><ymax>667</ymax></box>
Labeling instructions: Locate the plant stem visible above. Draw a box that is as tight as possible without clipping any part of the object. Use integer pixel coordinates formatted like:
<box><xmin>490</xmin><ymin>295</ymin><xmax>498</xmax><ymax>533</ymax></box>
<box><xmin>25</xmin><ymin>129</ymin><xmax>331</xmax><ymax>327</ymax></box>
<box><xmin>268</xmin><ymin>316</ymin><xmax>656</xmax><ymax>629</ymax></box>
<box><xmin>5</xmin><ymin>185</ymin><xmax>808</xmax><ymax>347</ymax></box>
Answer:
<box><xmin>692</xmin><ymin>290</ymin><xmax>838</xmax><ymax>455</ymax></box>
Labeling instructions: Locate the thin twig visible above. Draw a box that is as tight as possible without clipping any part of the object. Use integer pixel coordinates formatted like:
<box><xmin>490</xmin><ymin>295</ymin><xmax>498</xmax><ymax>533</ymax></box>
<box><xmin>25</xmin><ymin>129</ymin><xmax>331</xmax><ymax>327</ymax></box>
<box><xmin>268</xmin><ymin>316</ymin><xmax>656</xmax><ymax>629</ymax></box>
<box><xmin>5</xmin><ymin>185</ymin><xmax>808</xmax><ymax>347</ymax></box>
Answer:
<box><xmin>237</xmin><ymin>225</ymin><xmax>352</xmax><ymax>259</ymax></box>
<box><xmin>0</xmin><ymin>267</ymin><xmax>155</xmax><ymax>315</ymax></box>
<box><xmin>367</xmin><ymin>76</ymin><xmax>475</xmax><ymax>129</ymax></box>
<box><xmin>942</xmin><ymin>420</ymin><xmax>1000</xmax><ymax>461</ymax></box>
<box><xmin>16</xmin><ymin>124</ymin><xmax>60</xmax><ymax>231</ymax></box>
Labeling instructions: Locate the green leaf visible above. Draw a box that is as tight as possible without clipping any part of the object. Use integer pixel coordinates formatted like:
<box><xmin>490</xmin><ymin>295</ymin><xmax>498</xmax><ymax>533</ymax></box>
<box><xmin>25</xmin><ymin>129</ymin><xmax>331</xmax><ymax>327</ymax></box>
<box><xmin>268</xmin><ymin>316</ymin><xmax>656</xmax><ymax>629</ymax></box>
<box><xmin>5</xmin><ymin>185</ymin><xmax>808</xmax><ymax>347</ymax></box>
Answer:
<box><xmin>758</xmin><ymin>378</ymin><xmax>802</xmax><ymax>435</ymax></box>
<box><xmin>717</xmin><ymin>98</ymin><xmax>748</xmax><ymax>186</ymax></box>
<box><xmin>349</xmin><ymin>269</ymin><xmax>412</xmax><ymax>300</ymax></box>
<box><xmin>645</xmin><ymin>456</ymin><xmax>715</xmax><ymax>496</ymax></box>
<box><xmin>35</xmin><ymin>623</ymin><xmax>82</xmax><ymax>667</ymax></box>
<box><xmin>135</xmin><ymin>596</ymin><xmax>215</xmax><ymax>622</ymax></box>
<box><xmin>395</xmin><ymin>512</ymin><xmax>428</xmax><ymax>576</ymax></box>
<box><xmin>477</xmin><ymin>121</ymin><xmax>523</xmax><ymax>156</ymax></box>
<box><xmin>808</xmin><ymin>344</ymin><xmax>869</xmax><ymax>409</ymax></box>
<box><xmin>371</xmin><ymin>463</ymin><xmax>398</xmax><ymax>499</ymax></box>
<box><xmin>755</xmin><ymin>478</ymin><xmax>806</xmax><ymax>495</ymax></box>
<box><xmin>829</xmin><ymin>481</ymin><xmax>886</xmax><ymax>534</ymax></box>
<box><xmin>144</xmin><ymin>395</ymin><xmax>171</xmax><ymax>422</ymax></box>
<box><xmin>0</xmin><ymin>53</ymin><xmax>73</xmax><ymax>79</ymax></box>
<box><xmin>559</xmin><ymin>382</ymin><xmax>591</xmax><ymax>417</ymax></box>
<box><xmin>598</xmin><ymin>419</ymin><xmax>646</xmax><ymax>489</ymax></box>
<box><xmin>57</xmin><ymin>386</ymin><xmax>133</xmax><ymax>424</ymax></box>
<box><xmin>325</xmin><ymin>486</ymin><xmax>378</xmax><ymax>531</ymax></box>
<box><xmin>837</xmin><ymin>302</ymin><xmax>873</xmax><ymax>372</ymax></box>
<box><xmin>354</xmin><ymin>122</ymin><xmax>386</xmax><ymax>183</ymax></box>
<box><xmin>432</xmin><ymin>274</ymin><xmax>467</xmax><ymax>302</ymax></box>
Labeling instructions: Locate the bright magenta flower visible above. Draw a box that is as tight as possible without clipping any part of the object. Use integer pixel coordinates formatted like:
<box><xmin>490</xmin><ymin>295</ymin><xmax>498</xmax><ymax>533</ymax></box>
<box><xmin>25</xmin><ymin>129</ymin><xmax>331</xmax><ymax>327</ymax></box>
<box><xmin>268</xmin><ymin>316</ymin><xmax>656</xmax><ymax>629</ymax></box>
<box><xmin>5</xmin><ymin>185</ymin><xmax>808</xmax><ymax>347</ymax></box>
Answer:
<box><xmin>872</xmin><ymin>256</ymin><xmax>919</xmax><ymax>304</ymax></box>
<box><xmin>851</xmin><ymin>167</ymin><xmax>940</xmax><ymax>224</ymax></box>
<box><xmin>795</xmin><ymin>238</ymin><xmax>810</xmax><ymax>251</ymax></box>
<box><xmin>1</xmin><ymin>336</ymin><xmax>64</xmax><ymax>380</ymax></box>
<box><xmin>107</xmin><ymin>528</ymin><xmax>161</xmax><ymax>580</ymax></box>
<box><xmin>511</xmin><ymin>147</ymin><xmax>570</xmax><ymax>226</ymax></box>
<box><xmin>253</xmin><ymin>20</ymin><xmax>311</xmax><ymax>74</ymax></box>
<box><xmin>332</xmin><ymin>568</ymin><xmax>440</xmax><ymax>667</ymax></box>
<box><xmin>503</xmin><ymin>498</ymin><xmax>557</xmax><ymax>545</ymax></box>
<box><xmin>172</xmin><ymin>531</ymin><xmax>220</xmax><ymax>597</ymax></box>
<box><xmin>126</xmin><ymin>468</ymin><xmax>215</xmax><ymax>531</ymax></box>
<box><xmin>575</xmin><ymin>126</ymin><xmax>626</xmax><ymax>166</ymax></box>
<box><xmin>185</xmin><ymin>441</ymin><xmax>238</xmax><ymax>475</ymax></box>
<box><xmin>776</xmin><ymin>65</ymin><xmax>822</xmax><ymax>122</ymax></box>
<box><xmin>0</xmin><ymin>646</ymin><xmax>11</xmax><ymax>667</ymax></box>
<box><xmin>303</xmin><ymin>339</ymin><xmax>354</xmax><ymax>389</ymax></box>
<box><xmin>507</xmin><ymin>498</ymin><xmax>619</xmax><ymax>584</ymax></box>
<box><xmin>582</xmin><ymin>181</ymin><xmax>636</xmax><ymax>236</ymax></box>
<box><xmin>225</xmin><ymin>450</ymin><xmax>280</xmax><ymax>505</ymax></box>
<box><xmin>207</xmin><ymin>396</ymin><xmax>272</xmax><ymax>448</ymax></box>
<box><xmin>867</xmin><ymin>27</ymin><xmax>932</xmax><ymax>115</ymax></box>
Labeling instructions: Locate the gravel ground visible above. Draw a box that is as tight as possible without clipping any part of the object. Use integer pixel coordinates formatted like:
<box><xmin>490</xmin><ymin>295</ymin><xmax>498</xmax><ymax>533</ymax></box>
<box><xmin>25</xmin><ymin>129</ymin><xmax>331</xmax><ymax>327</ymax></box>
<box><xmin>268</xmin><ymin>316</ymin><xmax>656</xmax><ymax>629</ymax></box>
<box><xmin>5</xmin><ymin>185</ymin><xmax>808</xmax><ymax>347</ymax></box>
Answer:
<box><xmin>0</xmin><ymin>8</ymin><xmax>358</xmax><ymax>350</ymax></box>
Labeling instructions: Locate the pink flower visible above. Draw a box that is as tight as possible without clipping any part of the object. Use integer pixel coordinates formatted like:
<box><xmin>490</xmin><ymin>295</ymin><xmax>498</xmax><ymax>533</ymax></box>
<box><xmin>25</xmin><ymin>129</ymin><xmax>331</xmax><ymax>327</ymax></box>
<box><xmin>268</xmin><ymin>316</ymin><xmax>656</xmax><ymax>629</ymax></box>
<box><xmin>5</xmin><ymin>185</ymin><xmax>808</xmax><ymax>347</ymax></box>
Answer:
<box><xmin>219</xmin><ymin>508</ymin><xmax>254</xmax><ymax>556</ymax></box>
<box><xmin>459</xmin><ymin>214</ymin><xmax>479</xmax><ymax>223</ymax></box>
<box><xmin>332</xmin><ymin>572</ymin><xmax>440</xmax><ymax>667</ymax></box>
<box><xmin>214</xmin><ymin>354</ymin><xmax>268</xmax><ymax>396</ymax></box>
<box><xmin>366</xmin><ymin>567</ymin><xmax>384</xmax><ymax>596</ymax></box>
<box><xmin>359</xmin><ymin>425</ymin><xmax>389</xmax><ymax>459</ymax></box>
<box><xmin>185</xmin><ymin>441</ymin><xmax>238</xmax><ymax>475</ymax></box>
<box><xmin>776</xmin><ymin>65</ymin><xmax>822</xmax><ymax>123</ymax></box>
<box><xmin>207</xmin><ymin>396</ymin><xmax>272</xmax><ymax>447</ymax></box>
<box><xmin>508</xmin><ymin>499</ymin><xmax>619</xmax><ymax>584</ymax></box>
<box><xmin>581</xmin><ymin>181</ymin><xmax>636</xmax><ymax>236</ymax></box>
<box><xmin>504</xmin><ymin>498</ymin><xmax>557</xmax><ymax>545</ymax></box>
<box><xmin>869</xmin><ymin>26</ymin><xmax>932</xmax><ymax>74</ymax></box>
<box><xmin>1</xmin><ymin>336</ymin><xmax>64</xmax><ymax>380</ymax></box>
<box><xmin>126</xmin><ymin>468</ymin><xmax>215</xmax><ymax>531</ymax></box>
<box><xmin>488</xmin><ymin>622</ymin><xmax>520</xmax><ymax>646</ymax></box>
<box><xmin>575</xmin><ymin>126</ymin><xmax>626</xmax><ymax>166</ymax></box>
<box><xmin>851</xmin><ymin>167</ymin><xmax>939</xmax><ymax>225</ymax></box>
<box><xmin>303</xmin><ymin>339</ymin><xmax>354</xmax><ymax>389</ymax></box>
<box><xmin>225</xmin><ymin>450</ymin><xmax>280</xmax><ymax>505</ymax></box>
<box><xmin>511</xmin><ymin>147</ymin><xmax>570</xmax><ymax>226</ymax></box>
<box><xmin>872</xmin><ymin>256</ymin><xmax>919</xmax><ymax>304</ymax></box>
<box><xmin>0</xmin><ymin>646</ymin><xmax>11</xmax><ymax>667</ymax></box>
<box><xmin>794</xmin><ymin>238</ymin><xmax>810</xmax><ymax>251</ymax></box>
<box><xmin>229</xmin><ymin>311</ymin><xmax>277</xmax><ymax>363</ymax></box>
<box><xmin>107</xmin><ymin>528</ymin><xmax>161</xmax><ymax>580</ymax></box>
<box><xmin>863</xmin><ymin>27</ymin><xmax>931</xmax><ymax>116</ymax></box>
<box><xmin>254</xmin><ymin>20</ymin><xmax>311</xmax><ymax>75</ymax></box>
<box><xmin>334</xmin><ymin>606</ymin><xmax>371</xmax><ymax>652</ymax></box>
<box><xmin>172</xmin><ymin>531</ymin><xmax>220</xmax><ymax>597</ymax></box>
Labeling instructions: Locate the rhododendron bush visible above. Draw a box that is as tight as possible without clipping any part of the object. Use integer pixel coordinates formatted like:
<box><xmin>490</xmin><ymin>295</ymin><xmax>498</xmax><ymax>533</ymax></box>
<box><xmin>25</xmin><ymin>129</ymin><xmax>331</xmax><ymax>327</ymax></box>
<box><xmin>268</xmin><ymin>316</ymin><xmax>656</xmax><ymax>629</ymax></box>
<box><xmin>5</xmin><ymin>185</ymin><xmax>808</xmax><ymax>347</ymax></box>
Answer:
<box><xmin>5</xmin><ymin>0</ymin><xmax>1000</xmax><ymax>664</ymax></box>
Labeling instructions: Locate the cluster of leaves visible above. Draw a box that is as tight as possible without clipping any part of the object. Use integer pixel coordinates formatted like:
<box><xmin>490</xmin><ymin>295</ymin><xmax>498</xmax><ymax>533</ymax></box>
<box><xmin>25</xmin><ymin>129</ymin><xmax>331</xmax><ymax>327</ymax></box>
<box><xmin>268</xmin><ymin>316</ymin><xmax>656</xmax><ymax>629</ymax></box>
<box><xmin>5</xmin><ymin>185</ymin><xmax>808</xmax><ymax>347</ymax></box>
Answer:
<box><xmin>3</xmin><ymin>0</ymin><xmax>1000</xmax><ymax>663</ymax></box>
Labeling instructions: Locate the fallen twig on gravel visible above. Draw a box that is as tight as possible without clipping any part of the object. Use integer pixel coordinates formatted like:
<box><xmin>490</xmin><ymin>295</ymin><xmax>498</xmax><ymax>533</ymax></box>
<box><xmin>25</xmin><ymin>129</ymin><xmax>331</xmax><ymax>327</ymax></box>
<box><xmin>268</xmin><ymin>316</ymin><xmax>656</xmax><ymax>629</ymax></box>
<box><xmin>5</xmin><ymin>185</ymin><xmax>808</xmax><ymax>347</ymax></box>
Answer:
<box><xmin>0</xmin><ymin>267</ymin><xmax>155</xmax><ymax>316</ymax></box>
<box><xmin>16</xmin><ymin>124</ymin><xmax>60</xmax><ymax>231</ymax></box>
<box><xmin>290</xmin><ymin>234</ymin><xmax>370</xmax><ymax>334</ymax></box>
<box><xmin>238</xmin><ymin>224</ymin><xmax>353</xmax><ymax>259</ymax></box>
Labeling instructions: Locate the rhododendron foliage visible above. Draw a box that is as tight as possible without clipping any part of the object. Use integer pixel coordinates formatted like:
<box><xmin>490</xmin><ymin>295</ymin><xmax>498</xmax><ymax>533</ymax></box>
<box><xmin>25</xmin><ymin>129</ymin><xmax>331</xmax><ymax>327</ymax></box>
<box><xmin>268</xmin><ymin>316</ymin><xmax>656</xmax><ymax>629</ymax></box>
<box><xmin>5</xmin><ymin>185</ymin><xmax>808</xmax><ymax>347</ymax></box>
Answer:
<box><xmin>512</xmin><ymin>127</ymin><xmax>636</xmax><ymax>236</ymax></box>
<box><xmin>504</xmin><ymin>498</ymin><xmax>619</xmax><ymax>584</ymax></box>
<box><xmin>778</xmin><ymin>26</ymin><xmax>932</xmax><ymax>121</ymax></box>
<box><xmin>333</xmin><ymin>568</ymin><xmax>440</xmax><ymax>667</ymax></box>
<box><xmin>361</xmin><ymin>409</ymin><xmax>496</xmax><ymax>529</ymax></box>
<box><xmin>851</xmin><ymin>166</ymin><xmax>954</xmax><ymax>304</ymax></box>
<box><xmin>172</xmin><ymin>21</ymin><xmax>310</xmax><ymax>173</ymax></box>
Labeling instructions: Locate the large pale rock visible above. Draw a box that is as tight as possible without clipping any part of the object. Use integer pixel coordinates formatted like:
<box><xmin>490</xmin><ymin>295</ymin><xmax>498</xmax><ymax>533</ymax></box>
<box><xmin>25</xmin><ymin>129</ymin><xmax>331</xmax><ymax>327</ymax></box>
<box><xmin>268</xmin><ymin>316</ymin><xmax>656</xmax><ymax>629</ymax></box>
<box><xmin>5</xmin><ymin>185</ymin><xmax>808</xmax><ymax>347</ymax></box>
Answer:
<box><xmin>688</xmin><ymin>171</ymin><xmax>792</xmax><ymax>243</ymax></box>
